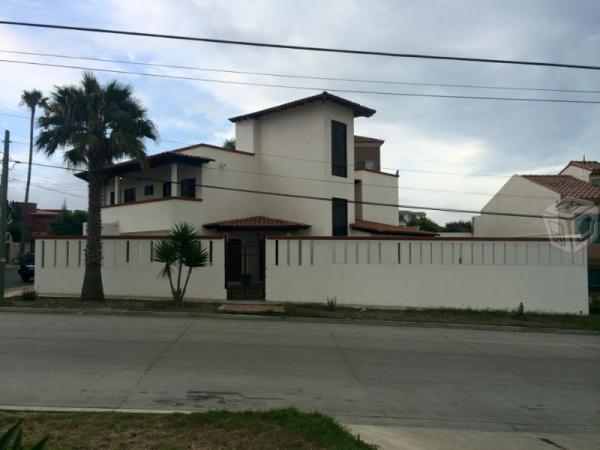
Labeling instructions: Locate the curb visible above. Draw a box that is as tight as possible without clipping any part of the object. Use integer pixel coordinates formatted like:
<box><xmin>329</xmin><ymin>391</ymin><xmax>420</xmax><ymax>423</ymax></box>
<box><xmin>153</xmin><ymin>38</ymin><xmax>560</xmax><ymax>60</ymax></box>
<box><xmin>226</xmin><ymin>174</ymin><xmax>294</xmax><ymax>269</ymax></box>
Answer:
<box><xmin>0</xmin><ymin>306</ymin><xmax>598</xmax><ymax>336</ymax></box>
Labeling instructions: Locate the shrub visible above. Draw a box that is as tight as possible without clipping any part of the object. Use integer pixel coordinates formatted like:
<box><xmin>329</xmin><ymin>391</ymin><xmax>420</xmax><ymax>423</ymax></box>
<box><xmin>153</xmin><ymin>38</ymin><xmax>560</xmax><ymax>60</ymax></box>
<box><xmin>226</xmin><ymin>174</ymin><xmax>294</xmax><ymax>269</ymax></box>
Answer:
<box><xmin>19</xmin><ymin>289</ymin><xmax>38</xmax><ymax>301</ymax></box>
<box><xmin>0</xmin><ymin>420</ymin><xmax>48</xmax><ymax>449</ymax></box>
<box><xmin>590</xmin><ymin>295</ymin><xmax>600</xmax><ymax>314</ymax></box>
<box><xmin>326</xmin><ymin>295</ymin><xmax>337</xmax><ymax>311</ymax></box>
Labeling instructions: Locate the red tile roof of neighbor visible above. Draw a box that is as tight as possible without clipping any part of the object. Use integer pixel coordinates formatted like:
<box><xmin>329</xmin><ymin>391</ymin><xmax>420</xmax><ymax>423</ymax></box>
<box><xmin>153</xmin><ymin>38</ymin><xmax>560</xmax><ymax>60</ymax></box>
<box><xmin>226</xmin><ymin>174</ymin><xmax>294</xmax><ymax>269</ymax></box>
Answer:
<box><xmin>229</xmin><ymin>92</ymin><xmax>376</xmax><ymax>122</ymax></box>
<box><xmin>204</xmin><ymin>216</ymin><xmax>311</xmax><ymax>230</ymax></box>
<box><xmin>354</xmin><ymin>135</ymin><xmax>385</xmax><ymax>144</ymax></box>
<box><xmin>562</xmin><ymin>160</ymin><xmax>600</xmax><ymax>174</ymax></box>
<box><xmin>350</xmin><ymin>220</ymin><xmax>438</xmax><ymax>236</ymax></box>
<box><xmin>522</xmin><ymin>175</ymin><xmax>600</xmax><ymax>201</ymax></box>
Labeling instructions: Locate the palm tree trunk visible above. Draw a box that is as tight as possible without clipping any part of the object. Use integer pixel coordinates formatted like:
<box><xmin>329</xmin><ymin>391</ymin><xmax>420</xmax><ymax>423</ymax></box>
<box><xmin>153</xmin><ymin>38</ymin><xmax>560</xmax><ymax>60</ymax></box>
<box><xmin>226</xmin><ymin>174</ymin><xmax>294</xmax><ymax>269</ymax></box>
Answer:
<box><xmin>20</xmin><ymin>106</ymin><xmax>35</xmax><ymax>255</ymax></box>
<box><xmin>81</xmin><ymin>157</ymin><xmax>104</xmax><ymax>301</ymax></box>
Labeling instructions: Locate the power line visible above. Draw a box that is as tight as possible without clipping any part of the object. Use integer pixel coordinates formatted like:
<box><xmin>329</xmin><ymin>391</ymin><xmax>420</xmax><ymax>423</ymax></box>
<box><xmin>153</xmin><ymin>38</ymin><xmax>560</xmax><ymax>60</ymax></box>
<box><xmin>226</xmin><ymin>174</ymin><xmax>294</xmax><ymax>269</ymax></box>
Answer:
<box><xmin>9</xmin><ymin>176</ymin><xmax>87</xmax><ymax>199</ymax></box>
<box><xmin>10</xmin><ymin>158</ymin><xmax>571</xmax><ymax>219</ymax></box>
<box><xmin>1</xmin><ymin>20</ymin><xmax>600</xmax><ymax>71</ymax></box>
<box><xmin>2</xmin><ymin>49</ymin><xmax>600</xmax><ymax>95</ymax></box>
<box><xmin>4</xmin><ymin>58</ymin><xmax>600</xmax><ymax>105</ymax></box>
<box><xmin>0</xmin><ymin>112</ymin><xmax>27</xmax><ymax>119</ymax></box>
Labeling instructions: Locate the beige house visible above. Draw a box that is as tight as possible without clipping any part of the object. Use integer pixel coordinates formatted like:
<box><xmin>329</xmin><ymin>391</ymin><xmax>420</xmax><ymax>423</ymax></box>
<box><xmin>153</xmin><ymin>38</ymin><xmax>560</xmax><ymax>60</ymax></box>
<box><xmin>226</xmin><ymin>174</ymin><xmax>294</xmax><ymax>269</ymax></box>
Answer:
<box><xmin>473</xmin><ymin>160</ymin><xmax>600</xmax><ymax>291</ymax></box>
<box><xmin>75</xmin><ymin>92</ymin><xmax>433</xmax><ymax>298</ymax></box>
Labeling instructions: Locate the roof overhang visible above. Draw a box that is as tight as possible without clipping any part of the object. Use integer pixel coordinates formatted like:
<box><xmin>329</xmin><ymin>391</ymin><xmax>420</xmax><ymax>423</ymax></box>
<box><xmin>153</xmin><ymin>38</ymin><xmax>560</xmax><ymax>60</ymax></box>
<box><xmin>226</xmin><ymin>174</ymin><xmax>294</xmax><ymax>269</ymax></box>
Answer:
<box><xmin>75</xmin><ymin>152</ymin><xmax>214</xmax><ymax>181</ymax></box>
<box><xmin>351</xmin><ymin>220</ymin><xmax>439</xmax><ymax>236</ymax></box>
<box><xmin>204</xmin><ymin>216</ymin><xmax>310</xmax><ymax>231</ymax></box>
<box><xmin>229</xmin><ymin>91</ymin><xmax>376</xmax><ymax>122</ymax></box>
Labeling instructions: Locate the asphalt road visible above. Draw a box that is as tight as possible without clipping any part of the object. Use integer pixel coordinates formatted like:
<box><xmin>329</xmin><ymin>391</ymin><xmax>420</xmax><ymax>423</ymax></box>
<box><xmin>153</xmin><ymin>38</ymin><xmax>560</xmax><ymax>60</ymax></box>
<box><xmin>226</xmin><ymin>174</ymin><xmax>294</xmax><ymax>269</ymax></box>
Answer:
<box><xmin>0</xmin><ymin>312</ymin><xmax>599</xmax><ymax>447</ymax></box>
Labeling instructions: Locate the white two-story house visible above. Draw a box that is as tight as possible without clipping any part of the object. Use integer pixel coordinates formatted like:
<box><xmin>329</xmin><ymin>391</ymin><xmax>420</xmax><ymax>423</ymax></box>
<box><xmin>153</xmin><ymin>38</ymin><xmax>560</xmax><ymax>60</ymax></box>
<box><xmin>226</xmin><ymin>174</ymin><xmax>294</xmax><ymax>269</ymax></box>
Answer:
<box><xmin>75</xmin><ymin>92</ymin><xmax>434</xmax><ymax>298</ymax></box>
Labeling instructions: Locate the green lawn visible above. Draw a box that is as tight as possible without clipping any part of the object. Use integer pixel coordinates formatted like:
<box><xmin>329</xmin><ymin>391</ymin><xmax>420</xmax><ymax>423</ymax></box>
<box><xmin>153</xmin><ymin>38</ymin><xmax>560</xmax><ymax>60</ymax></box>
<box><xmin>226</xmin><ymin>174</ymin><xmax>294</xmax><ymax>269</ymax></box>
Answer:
<box><xmin>2</xmin><ymin>294</ymin><xmax>599</xmax><ymax>332</ymax></box>
<box><xmin>0</xmin><ymin>408</ymin><xmax>373</xmax><ymax>450</ymax></box>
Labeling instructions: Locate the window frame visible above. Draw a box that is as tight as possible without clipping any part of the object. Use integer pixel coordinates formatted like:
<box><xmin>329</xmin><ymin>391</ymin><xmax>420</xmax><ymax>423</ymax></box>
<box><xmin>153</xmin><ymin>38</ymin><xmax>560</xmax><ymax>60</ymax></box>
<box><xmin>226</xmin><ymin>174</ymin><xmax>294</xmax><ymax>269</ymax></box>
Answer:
<box><xmin>331</xmin><ymin>197</ymin><xmax>348</xmax><ymax>236</ymax></box>
<box><xmin>180</xmin><ymin>178</ymin><xmax>196</xmax><ymax>198</ymax></box>
<box><xmin>144</xmin><ymin>185</ymin><xmax>154</xmax><ymax>196</ymax></box>
<box><xmin>162</xmin><ymin>182</ymin><xmax>172</xmax><ymax>198</ymax></box>
<box><xmin>123</xmin><ymin>188</ymin><xmax>136</xmax><ymax>203</ymax></box>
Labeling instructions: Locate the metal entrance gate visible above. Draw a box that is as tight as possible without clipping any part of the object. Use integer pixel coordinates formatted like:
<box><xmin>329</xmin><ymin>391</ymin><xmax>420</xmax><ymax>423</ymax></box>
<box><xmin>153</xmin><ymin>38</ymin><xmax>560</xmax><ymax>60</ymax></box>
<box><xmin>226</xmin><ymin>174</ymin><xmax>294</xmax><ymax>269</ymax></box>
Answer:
<box><xmin>226</xmin><ymin>239</ymin><xmax>265</xmax><ymax>300</ymax></box>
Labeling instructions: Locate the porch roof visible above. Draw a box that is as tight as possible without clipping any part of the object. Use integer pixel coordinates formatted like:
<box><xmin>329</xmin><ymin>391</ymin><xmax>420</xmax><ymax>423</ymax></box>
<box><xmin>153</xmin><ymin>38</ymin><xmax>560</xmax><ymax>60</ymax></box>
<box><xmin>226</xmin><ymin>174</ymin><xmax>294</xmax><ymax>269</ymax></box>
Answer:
<box><xmin>204</xmin><ymin>216</ymin><xmax>310</xmax><ymax>231</ymax></box>
<box><xmin>74</xmin><ymin>151</ymin><xmax>214</xmax><ymax>181</ymax></box>
<box><xmin>350</xmin><ymin>220</ymin><xmax>439</xmax><ymax>236</ymax></box>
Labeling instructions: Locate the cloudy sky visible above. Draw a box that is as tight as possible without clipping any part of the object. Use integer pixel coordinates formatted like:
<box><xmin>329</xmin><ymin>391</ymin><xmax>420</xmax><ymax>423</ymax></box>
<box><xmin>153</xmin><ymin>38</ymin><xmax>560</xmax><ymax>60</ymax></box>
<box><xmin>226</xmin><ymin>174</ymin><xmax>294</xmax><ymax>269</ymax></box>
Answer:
<box><xmin>0</xmin><ymin>0</ymin><xmax>599</xmax><ymax>224</ymax></box>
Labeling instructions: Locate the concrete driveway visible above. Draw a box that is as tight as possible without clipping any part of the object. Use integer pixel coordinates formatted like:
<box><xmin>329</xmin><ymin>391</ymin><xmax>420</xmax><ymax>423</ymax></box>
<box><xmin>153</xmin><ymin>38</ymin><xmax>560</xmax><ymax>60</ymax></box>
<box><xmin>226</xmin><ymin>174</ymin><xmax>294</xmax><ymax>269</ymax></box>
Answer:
<box><xmin>0</xmin><ymin>311</ymin><xmax>598</xmax><ymax>449</ymax></box>
<box><xmin>4</xmin><ymin>266</ymin><xmax>28</xmax><ymax>290</ymax></box>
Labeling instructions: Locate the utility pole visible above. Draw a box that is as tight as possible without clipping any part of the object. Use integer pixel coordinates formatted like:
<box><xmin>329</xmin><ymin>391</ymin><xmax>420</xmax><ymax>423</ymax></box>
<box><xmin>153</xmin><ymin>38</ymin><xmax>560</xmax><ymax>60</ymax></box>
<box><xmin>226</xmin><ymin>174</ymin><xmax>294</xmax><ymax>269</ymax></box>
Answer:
<box><xmin>0</xmin><ymin>130</ymin><xmax>9</xmax><ymax>302</ymax></box>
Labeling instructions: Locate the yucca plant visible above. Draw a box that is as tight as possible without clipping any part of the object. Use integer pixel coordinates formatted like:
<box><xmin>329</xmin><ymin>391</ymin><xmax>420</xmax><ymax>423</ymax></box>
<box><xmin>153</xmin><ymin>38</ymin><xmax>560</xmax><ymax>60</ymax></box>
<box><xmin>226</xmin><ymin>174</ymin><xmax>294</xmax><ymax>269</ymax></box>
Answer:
<box><xmin>153</xmin><ymin>223</ymin><xmax>209</xmax><ymax>304</ymax></box>
<box><xmin>0</xmin><ymin>420</ymin><xmax>48</xmax><ymax>449</ymax></box>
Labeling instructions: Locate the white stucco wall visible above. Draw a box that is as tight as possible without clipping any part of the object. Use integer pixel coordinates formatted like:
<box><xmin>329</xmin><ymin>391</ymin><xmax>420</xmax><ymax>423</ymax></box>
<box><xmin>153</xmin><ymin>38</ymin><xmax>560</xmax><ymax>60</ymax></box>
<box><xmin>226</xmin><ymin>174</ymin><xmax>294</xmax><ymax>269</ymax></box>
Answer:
<box><xmin>559</xmin><ymin>164</ymin><xmax>591</xmax><ymax>182</ymax></box>
<box><xmin>34</xmin><ymin>237</ymin><xmax>227</xmax><ymax>300</ymax></box>
<box><xmin>265</xmin><ymin>238</ymin><xmax>589</xmax><ymax>314</ymax></box>
<box><xmin>353</xmin><ymin>169</ymin><xmax>399</xmax><ymax>224</ymax></box>
<box><xmin>473</xmin><ymin>175</ymin><xmax>569</xmax><ymax>237</ymax></box>
<box><xmin>97</xmin><ymin>98</ymin><xmax>399</xmax><ymax>237</ymax></box>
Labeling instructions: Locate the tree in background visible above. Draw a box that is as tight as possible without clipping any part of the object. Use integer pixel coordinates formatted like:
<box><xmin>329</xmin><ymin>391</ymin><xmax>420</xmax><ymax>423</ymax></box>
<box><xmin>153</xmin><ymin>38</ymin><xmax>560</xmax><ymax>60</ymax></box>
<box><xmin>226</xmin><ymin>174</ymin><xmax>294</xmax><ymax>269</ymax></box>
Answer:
<box><xmin>19</xmin><ymin>89</ymin><xmax>47</xmax><ymax>253</ymax></box>
<box><xmin>407</xmin><ymin>216</ymin><xmax>443</xmax><ymax>232</ymax></box>
<box><xmin>222</xmin><ymin>138</ymin><xmax>236</xmax><ymax>150</ymax></box>
<box><xmin>36</xmin><ymin>72</ymin><xmax>158</xmax><ymax>301</ymax></box>
<box><xmin>49</xmin><ymin>210</ymin><xmax>89</xmax><ymax>236</ymax></box>
<box><xmin>153</xmin><ymin>223</ymin><xmax>209</xmax><ymax>304</ymax></box>
<box><xmin>444</xmin><ymin>220</ymin><xmax>473</xmax><ymax>232</ymax></box>
<box><xmin>6</xmin><ymin>201</ymin><xmax>24</xmax><ymax>242</ymax></box>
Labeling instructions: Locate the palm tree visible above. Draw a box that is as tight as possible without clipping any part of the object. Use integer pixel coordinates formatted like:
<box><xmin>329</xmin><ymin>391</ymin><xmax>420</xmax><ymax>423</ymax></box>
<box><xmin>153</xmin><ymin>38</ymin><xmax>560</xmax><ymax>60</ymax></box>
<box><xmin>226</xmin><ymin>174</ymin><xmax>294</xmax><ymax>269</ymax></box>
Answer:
<box><xmin>19</xmin><ymin>89</ymin><xmax>47</xmax><ymax>253</ymax></box>
<box><xmin>36</xmin><ymin>72</ymin><xmax>158</xmax><ymax>301</ymax></box>
<box><xmin>153</xmin><ymin>223</ymin><xmax>209</xmax><ymax>304</ymax></box>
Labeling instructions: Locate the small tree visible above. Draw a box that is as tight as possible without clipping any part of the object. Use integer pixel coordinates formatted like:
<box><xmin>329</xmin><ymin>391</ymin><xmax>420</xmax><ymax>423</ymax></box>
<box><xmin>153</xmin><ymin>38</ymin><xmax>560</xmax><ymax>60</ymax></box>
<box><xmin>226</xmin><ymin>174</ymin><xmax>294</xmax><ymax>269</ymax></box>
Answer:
<box><xmin>153</xmin><ymin>223</ymin><xmax>209</xmax><ymax>304</ymax></box>
<box><xmin>222</xmin><ymin>138</ymin><xmax>236</xmax><ymax>150</ymax></box>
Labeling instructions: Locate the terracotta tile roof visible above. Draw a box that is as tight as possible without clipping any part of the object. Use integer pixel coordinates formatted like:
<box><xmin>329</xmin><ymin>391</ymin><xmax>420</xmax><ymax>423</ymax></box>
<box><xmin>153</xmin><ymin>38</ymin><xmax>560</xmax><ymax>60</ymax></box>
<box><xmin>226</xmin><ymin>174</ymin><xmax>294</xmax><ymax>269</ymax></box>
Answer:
<box><xmin>204</xmin><ymin>216</ymin><xmax>310</xmax><ymax>231</ymax></box>
<box><xmin>350</xmin><ymin>220</ymin><xmax>438</xmax><ymax>236</ymax></box>
<box><xmin>562</xmin><ymin>160</ymin><xmax>600</xmax><ymax>174</ymax></box>
<box><xmin>229</xmin><ymin>91</ymin><xmax>376</xmax><ymax>122</ymax></box>
<box><xmin>522</xmin><ymin>175</ymin><xmax>600</xmax><ymax>201</ymax></box>
<box><xmin>354</xmin><ymin>135</ymin><xmax>384</xmax><ymax>144</ymax></box>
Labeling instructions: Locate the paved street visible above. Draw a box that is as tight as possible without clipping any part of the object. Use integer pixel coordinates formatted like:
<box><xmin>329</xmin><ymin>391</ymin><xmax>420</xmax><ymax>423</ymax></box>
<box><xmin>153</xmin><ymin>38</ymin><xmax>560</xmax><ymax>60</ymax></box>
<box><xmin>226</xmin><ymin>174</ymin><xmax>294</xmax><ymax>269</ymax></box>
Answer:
<box><xmin>0</xmin><ymin>312</ymin><xmax>599</xmax><ymax>448</ymax></box>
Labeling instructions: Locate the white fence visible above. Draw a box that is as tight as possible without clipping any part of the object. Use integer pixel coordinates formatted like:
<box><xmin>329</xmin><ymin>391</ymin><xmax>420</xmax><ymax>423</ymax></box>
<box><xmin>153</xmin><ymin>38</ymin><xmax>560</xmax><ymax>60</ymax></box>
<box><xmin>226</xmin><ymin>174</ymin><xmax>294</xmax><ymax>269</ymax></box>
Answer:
<box><xmin>34</xmin><ymin>237</ymin><xmax>227</xmax><ymax>300</ymax></box>
<box><xmin>265</xmin><ymin>238</ymin><xmax>589</xmax><ymax>314</ymax></box>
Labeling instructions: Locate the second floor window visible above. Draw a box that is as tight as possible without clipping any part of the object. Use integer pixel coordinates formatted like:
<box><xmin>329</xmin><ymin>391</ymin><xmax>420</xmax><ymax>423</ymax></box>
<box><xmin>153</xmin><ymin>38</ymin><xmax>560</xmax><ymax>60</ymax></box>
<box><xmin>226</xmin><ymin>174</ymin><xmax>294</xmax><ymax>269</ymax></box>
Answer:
<box><xmin>144</xmin><ymin>185</ymin><xmax>154</xmax><ymax>196</ymax></box>
<box><xmin>331</xmin><ymin>120</ymin><xmax>347</xmax><ymax>177</ymax></box>
<box><xmin>124</xmin><ymin>188</ymin><xmax>136</xmax><ymax>203</ymax></box>
<box><xmin>109</xmin><ymin>191</ymin><xmax>115</xmax><ymax>205</ymax></box>
<box><xmin>181</xmin><ymin>178</ymin><xmax>196</xmax><ymax>198</ymax></box>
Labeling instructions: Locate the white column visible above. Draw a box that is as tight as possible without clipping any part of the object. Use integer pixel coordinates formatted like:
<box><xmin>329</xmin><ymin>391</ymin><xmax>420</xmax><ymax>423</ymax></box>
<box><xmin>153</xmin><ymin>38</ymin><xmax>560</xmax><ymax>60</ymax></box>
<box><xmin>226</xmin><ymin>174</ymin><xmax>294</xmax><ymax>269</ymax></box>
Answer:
<box><xmin>114</xmin><ymin>176</ymin><xmax>120</xmax><ymax>204</ymax></box>
<box><xmin>170</xmin><ymin>164</ymin><xmax>178</xmax><ymax>197</ymax></box>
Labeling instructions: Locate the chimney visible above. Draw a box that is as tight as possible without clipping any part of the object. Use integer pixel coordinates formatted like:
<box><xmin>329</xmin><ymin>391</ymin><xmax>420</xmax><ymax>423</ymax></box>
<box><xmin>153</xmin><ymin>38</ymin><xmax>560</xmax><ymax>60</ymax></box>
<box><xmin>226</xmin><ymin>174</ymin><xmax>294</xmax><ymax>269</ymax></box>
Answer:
<box><xmin>234</xmin><ymin>119</ymin><xmax>258</xmax><ymax>153</ymax></box>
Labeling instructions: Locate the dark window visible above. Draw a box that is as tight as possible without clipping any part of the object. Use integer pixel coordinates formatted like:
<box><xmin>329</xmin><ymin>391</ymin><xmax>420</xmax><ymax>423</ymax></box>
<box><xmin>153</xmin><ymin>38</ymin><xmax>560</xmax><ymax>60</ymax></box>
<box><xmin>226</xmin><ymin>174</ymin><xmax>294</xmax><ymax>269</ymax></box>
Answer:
<box><xmin>144</xmin><ymin>185</ymin><xmax>154</xmax><ymax>196</ymax></box>
<box><xmin>181</xmin><ymin>178</ymin><xmax>196</xmax><ymax>198</ymax></box>
<box><xmin>162</xmin><ymin>182</ymin><xmax>172</xmax><ymax>197</ymax></box>
<box><xmin>331</xmin><ymin>120</ymin><xmax>347</xmax><ymax>177</ymax></box>
<box><xmin>332</xmin><ymin>197</ymin><xmax>348</xmax><ymax>236</ymax></box>
<box><xmin>123</xmin><ymin>188</ymin><xmax>136</xmax><ymax>203</ymax></box>
<box><xmin>109</xmin><ymin>191</ymin><xmax>115</xmax><ymax>205</ymax></box>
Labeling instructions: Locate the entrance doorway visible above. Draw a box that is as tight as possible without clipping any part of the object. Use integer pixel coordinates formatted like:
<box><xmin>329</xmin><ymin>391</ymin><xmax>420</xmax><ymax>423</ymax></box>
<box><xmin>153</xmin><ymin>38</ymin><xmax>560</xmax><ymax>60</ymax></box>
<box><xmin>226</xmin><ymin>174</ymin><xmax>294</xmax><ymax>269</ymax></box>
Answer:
<box><xmin>226</xmin><ymin>238</ymin><xmax>265</xmax><ymax>300</ymax></box>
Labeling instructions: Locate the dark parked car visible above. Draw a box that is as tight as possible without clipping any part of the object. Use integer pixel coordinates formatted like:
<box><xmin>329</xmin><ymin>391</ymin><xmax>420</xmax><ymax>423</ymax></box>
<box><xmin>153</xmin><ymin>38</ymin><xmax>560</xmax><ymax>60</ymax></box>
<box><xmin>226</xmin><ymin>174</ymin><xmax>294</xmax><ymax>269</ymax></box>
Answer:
<box><xmin>18</xmin><ymin>253</ymin><xmax>35</xmax><ymax>282</ymax></box>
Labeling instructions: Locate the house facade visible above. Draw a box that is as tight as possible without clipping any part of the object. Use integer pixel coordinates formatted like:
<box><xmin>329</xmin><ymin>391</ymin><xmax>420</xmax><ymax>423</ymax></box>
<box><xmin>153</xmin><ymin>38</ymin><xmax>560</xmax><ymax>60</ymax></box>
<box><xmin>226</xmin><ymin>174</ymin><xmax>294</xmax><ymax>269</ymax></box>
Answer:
<box><xmin>473</xmin><ymin>160</ymin><xmax>600</xmax><ymax>291</ymax></box>
<box><xmin>76</xmin><ymin>92</ymin><xmax>433</xmax><ymax>298</ymax></box>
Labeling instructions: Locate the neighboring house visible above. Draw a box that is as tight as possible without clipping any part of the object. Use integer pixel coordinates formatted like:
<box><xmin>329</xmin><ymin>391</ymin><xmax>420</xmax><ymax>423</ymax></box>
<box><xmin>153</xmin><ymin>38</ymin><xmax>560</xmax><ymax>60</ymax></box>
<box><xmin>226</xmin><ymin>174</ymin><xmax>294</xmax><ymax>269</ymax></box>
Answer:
<box><xmin>22</xmin><ymin>203</ymin><xmax>64</xmax><ymax>238</ymax></box>
<box><xmin>473</xmin><ymin>160</ymin><xmax>600</xmax><ymax>291</ymax></box>
<box><xmin>75</xmin><ymin>92</ymin><xmax>434</xmax><ymax>298</ymax></box>
<box><xmin>398</xmin><ymin>210</ymin><xmax>426</xmax><ymax>227</ymax></box>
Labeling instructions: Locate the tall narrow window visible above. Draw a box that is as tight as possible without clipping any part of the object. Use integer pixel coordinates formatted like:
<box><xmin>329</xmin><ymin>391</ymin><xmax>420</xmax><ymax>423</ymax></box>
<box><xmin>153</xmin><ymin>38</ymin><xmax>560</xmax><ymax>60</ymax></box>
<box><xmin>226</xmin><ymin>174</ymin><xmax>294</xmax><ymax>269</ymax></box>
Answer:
<box><xmin>331</xmin><ymin>120</ymin><xmax>347</xmax><ymax>177</ymax></box>
<box><xmin>162</xmin><ymin>182</ymin><xmax>172</xmax><ymax>197</ymax></box>
<box><xmin>109</xmin><ymin>191</ymin><xmax>115</xmax><ymax>205</ymax></box>
<box><xmin>332</xmin><ymin>197</ymin><xmax>348</xmax><ymax>236</ymax></box>
<box><xmin>181</xmin><ymin>178</ymin><xmax>196</xmax><ymax>198</ymax></box>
